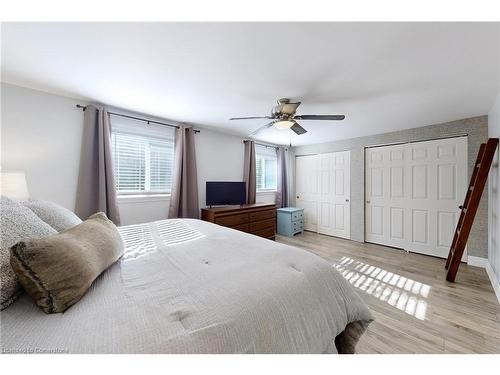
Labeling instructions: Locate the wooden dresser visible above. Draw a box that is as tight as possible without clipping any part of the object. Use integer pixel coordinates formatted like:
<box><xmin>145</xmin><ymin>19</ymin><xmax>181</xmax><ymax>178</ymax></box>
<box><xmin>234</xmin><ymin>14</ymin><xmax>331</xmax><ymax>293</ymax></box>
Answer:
<box><xmin>201</xmin><ymin>203</ymin><xmax>276</xmax><ymax>240</ymax></box>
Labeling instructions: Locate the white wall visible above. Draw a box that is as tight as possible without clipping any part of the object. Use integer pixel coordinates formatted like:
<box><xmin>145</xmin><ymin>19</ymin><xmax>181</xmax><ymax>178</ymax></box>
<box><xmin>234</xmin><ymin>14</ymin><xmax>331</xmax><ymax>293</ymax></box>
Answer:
<box><xmin>488</xmin><ymin>92</ymin><xmax>500</xmax><ymax>300</ymax></box>
<box><xmin>195</xmin><ymin>129</ymin><xmax>245</xmax><ymax>208</ymax></box>
<box><xmin>118</xmin><ymin>127</ymin><xmax>251</xmax><ymax>225</ymax></box>
<box><xmin>1</xmin><ymin>83</ymin><xmax>275</xmax><ymax>226</ymax></box>
<box><xmin>117</xmin><ymin>195</ymin><xmax>171</xmax><ymax>226</ymax></box>
<box><xmin>1</xmin><ymin>83</ymin><xmax>85</xmax><ymax>209</ymax></box>
<box><xmin>194</xmin><ymin>129</ymin><xmax>278</xmax><ymax>214</ymax></box>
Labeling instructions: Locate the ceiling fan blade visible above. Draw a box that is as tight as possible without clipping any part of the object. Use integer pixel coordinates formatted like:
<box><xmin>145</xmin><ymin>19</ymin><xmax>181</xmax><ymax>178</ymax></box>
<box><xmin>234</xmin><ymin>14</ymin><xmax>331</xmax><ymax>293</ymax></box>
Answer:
<box><xmin>290</xmin><ymin>123</ymin><xmax>307</xmax><ymax>135</ymax></box>
<box><xmin>229</xmin><ymin>116</ymin><xmax>272</xmax><ymax>120</ymax></box>
<box><xmin>249</xmin><ymin>121</ymin><xmax>275</xmax><ymax>136</ymax></box>
<box><xmin>293</xmin><ymin>114</ymin><xmax>345</xmax><ymax>121</ymax></box>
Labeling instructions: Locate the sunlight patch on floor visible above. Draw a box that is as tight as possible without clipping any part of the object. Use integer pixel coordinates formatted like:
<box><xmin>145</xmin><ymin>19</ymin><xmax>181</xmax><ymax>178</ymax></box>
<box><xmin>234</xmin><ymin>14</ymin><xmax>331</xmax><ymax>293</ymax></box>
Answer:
<box><xmin>334</xmin><ymin>256</ymin><xmax>430</xmax><ymax>320</ymax></box>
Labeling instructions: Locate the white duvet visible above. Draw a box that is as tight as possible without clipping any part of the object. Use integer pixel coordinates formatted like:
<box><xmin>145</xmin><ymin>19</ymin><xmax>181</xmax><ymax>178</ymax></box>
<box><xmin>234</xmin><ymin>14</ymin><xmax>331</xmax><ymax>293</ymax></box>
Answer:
<box><xmin>0</xmin><ymin>219</ymin><xmax>372</xmax><ymax>354</ymax></box>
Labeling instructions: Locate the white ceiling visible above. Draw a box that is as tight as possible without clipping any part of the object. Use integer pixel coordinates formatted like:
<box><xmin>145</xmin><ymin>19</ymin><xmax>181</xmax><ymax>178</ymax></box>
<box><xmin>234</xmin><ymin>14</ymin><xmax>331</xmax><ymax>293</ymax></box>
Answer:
<box><xmin>2</xmin><ymin>22</ymin><xmax>499</xmax><ymax>146</ymax></box>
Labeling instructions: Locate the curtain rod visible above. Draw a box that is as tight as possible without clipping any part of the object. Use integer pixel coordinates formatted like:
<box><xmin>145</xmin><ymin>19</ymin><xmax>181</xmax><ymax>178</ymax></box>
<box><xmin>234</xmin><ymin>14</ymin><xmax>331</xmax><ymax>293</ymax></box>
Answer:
<box><xmin>363</xmin><ymin>133</ymin><xmax>468</xmax><ymax>149</ymax></box>
<box><xmin>243</xmin><ymin>139</ymin><xmax>288</xmax><ymax>150</ymax></box>
<box><xmin>76</xmin><ymin>104</ymin><xmax>200</xmax><ymax>134</ymax></box>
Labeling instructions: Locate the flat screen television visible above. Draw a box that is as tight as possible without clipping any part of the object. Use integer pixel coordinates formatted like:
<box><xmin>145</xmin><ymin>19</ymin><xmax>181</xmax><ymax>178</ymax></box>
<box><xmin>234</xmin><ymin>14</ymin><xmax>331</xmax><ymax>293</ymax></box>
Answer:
<box><xmin>206</xmin><ymin>181</ymin><xmax>246</xmax><ymax>207</ymax></box>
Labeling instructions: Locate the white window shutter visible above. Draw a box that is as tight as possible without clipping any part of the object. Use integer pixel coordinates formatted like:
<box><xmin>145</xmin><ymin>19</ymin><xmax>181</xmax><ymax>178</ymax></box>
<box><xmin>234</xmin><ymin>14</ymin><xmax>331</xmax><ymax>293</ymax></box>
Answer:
<box><xmin>255</xmin><ymin>144</ymin><xmax>278</xmax><ymax>192</ymax></box>
<box><xmin>111</xmin><ymin>116</ymin><xmax>175</xmax><ymax>195</ymax></box>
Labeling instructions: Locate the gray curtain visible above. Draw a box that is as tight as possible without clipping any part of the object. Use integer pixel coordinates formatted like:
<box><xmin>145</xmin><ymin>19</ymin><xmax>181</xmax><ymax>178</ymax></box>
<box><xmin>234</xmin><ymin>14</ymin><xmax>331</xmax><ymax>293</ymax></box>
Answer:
<box><xmin>168</xmin><ymin>126</ymin><xmax>199</xmax><ymax>218</ymax></box>
<box><xmin>276</xmin><ymin>147</ymin><xmax>289</xmax><ymax>208</ymax></box>
<box><xmin>75</xmin><ymin>105</ymin><xmax>120</xmax><ymax>225</ymax></box>
<box><xmin>243</xmin><ymin>140</ymin><xmax>256</xmax><ymax>204</ymax></box>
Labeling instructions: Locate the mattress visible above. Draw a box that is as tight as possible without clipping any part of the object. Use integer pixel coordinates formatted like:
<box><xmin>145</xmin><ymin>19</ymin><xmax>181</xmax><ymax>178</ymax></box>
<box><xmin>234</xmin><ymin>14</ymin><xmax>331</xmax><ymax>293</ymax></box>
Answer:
<box><xmin>0</xmin><ymin>219</ymin><xmax>372</xmax><ymax>354</ymax></box>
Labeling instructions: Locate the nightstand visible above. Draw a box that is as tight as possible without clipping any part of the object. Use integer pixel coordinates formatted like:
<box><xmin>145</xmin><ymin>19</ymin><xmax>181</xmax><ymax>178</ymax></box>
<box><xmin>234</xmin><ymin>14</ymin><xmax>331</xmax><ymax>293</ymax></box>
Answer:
<box><xmin>277</xmin><ymin>207</ymin><xmax>304</xmax><ymax>237</ymax></box>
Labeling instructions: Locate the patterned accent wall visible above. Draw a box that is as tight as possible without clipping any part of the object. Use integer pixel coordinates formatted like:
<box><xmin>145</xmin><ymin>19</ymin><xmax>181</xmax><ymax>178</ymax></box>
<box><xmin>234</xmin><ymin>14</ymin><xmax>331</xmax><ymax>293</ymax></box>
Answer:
<box><xmin>293</xmin><ymin>116</ymin><xmax>489</xmax><ymax>258</ymax></box>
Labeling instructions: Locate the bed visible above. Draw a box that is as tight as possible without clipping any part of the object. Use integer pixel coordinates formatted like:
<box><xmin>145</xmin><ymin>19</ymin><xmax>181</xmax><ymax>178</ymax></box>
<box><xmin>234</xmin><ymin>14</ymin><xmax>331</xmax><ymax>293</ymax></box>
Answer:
<box><xmin>1</xmin><ymin>218</ymin><xmax>372</xmax><ymax>354</ymax></box>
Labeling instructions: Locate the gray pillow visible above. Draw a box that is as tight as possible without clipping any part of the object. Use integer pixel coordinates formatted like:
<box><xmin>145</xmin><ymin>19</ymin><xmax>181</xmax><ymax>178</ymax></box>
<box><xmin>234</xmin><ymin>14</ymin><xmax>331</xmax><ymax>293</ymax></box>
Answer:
<box><xmin>1</xmin><ymin>195</ymin><xmax>15</xmax><ymax>205</ymax></box>
<box><xmin>23</xmin><ymin>199</ymin><xmax>82</xmax><ymax>233</ymax></box>
<box><xmin>10</xmin><ymin>212</ymin><xmax>124</xmax><ymax>314</ymax></box>
<box><xmin>1</xmin><ymin>197</ymin><xmax>57</xmax><ymax>310</ymax></box>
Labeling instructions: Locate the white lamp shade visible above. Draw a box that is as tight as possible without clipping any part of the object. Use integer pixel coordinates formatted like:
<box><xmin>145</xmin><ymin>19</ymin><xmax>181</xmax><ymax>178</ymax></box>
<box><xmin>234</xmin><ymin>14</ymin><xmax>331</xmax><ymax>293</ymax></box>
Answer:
<box><xmin>1</xmin><ymin>172</ymin><xmax>30</xmax><ymax>201</ymax></box>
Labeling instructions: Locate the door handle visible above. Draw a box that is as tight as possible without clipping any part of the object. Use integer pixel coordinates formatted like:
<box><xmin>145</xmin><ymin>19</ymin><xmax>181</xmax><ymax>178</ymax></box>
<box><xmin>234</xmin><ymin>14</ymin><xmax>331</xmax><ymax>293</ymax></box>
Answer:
<box><xmin>366</xmin><ymin>200</ymin><xmax>371</xmax><ymax>204</ymax></box>
<box><xmin>345</xmin><ymin>199</ymin><xmax>350</xmax><ymax>202</ymax></box>
<box><xmin>296</xmin><ymin>196</ymin><xmax>299</xmax><ymax>199</ymax></box>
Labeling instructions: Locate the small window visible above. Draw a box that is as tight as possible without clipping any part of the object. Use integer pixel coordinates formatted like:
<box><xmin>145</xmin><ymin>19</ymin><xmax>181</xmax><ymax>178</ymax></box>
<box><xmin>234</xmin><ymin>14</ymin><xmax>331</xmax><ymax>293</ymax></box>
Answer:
<box><xmin>255</xmin><ymin>144</ymin><xmax>277</xmax><ymax>192</ymax></box>
<box><xmin>110</xmin><ymin>116</ymin><xmax>175</xmax><ymax>195</ymax></box>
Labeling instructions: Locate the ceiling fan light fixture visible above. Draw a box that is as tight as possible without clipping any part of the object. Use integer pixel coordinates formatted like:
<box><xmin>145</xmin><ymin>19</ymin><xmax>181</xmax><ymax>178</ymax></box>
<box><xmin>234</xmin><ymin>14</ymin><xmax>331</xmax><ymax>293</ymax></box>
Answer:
<box><xmin>274</xmin><ymin>120</ymin><xmax>294</xmax><ymax>129</ymax></box>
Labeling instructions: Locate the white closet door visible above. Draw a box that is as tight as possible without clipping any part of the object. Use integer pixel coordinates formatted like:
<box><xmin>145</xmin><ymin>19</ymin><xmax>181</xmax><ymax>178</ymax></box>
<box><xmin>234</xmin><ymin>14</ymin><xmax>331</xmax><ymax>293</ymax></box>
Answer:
<box><xmin>296</xmin><ymin>151</ymin><xmax>351</xmax><ymax>239</ymax></box>
<box><xmin>365</xmin><ymin>137</ymin><xmax>468</xmax><ymax>259</ymax></box>
<box><xmin>365</xmin><ymin>144</ymin><xmax>408</xmax><ymax>249</ymax></box>
<box><xmin>317</xmin><ymin>151</ymin><xmax>351</xmax><ymax>239</ymax></box>
<box><xmin>296</xmin><ymin>155</ymin><xmax>319</xmax><ymax>232</ymax></box>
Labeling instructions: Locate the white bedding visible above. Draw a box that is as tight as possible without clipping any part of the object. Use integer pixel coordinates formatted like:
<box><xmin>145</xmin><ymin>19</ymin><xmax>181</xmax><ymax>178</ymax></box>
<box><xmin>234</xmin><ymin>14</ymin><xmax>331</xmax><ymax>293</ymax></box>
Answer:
<box><xmin>0</xmin><ymin>219</ymin><xmax>372</xmax><ymax>354</ymax></box>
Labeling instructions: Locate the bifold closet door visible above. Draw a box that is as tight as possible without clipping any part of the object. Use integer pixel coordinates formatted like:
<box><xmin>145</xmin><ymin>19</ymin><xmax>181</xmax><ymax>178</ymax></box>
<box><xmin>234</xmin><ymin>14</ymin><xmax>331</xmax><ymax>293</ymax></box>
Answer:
<box><xmin>365</xmin><ymin>143</ymin><xmax>408</xmax><ymax>250</ymax></box>
<box><xmin>365</xmin><ymin>137</ymin><xmax>468</xmax><ymax>259</ymax></box>
<box><xmin>296</xmin><ymin>151</ymin><xmax>351</xmax><ymax>239</ymax></box>
<box><xmin>296</xmin><ymin>155</ymin><xmax>319</xmax><ymax>232</ymax></box>
<box><xmin>317</xmin><ymin>151</ymin><xmax>351</xmax><ymax>239</ymax></box>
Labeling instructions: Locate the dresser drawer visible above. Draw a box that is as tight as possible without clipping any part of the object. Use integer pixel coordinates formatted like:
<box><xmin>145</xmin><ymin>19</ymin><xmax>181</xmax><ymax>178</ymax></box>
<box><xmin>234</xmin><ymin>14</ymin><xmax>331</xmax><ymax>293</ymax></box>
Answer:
<box><xmin>292</xmin><ymin>219</ymin><xmax>304</xmax><ymax>230</ymax></box>
<box><xmin>215</xmin><ymin>213</ymin><xmax>249</xmax><ymax>226</ymax></box>
<box><xmin>292</xmin><ymin>210</ymin><xmax>304</xmax><ymax>221</ymax></box>
<box><xmin>202</xmin><ymin>204</ymin><xmax>276</xmax><ymax>240</ymax></box>
<box><xmin>249</xmin><ymin>218</ymin><xmax>275</xmax><ymax>232</ymax></box>
<box><xmin>251</xmin><ymin>226</ymin><xmax>276</xmax><ymax>239</ymax></box>
<box><xmin>229</xmin><ymin>223</ymin><xmax>250</xmax><ymax>232</ymax></box>
<box><xmin>249</xmin><ymin>209</ymin><xmax>276</xmax><ymax>222</ymax></box>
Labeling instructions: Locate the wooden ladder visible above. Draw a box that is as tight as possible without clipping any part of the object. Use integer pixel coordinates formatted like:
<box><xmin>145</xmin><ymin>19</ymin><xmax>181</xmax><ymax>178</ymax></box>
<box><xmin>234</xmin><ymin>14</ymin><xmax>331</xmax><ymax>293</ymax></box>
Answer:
<box><xmin>445</xmin><ymin>138</ymin><xmax>499</xmax><ymax>282</ymax></box>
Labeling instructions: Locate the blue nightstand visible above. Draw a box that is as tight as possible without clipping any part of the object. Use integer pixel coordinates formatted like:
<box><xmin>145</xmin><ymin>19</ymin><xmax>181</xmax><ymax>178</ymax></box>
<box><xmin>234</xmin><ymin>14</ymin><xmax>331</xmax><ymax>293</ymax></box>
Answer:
<box><xmin>277</xmin><ymin>207</ymin><xmax>304</xmax><ymax>237</ymax></box>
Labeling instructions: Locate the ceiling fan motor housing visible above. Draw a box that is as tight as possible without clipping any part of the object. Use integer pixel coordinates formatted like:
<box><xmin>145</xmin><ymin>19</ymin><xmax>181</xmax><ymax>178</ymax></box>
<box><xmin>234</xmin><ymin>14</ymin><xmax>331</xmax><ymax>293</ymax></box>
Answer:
<box><xmin>272</xmin><ymin>98</ymin><xmax>300</xmax><ymax>118</ymax></box>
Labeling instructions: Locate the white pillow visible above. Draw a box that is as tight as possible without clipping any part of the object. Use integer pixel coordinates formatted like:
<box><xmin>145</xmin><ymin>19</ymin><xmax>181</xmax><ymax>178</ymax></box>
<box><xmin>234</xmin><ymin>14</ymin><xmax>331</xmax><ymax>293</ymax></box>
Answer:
<box><xmin>23</xmin><ymin>199</ymin><xmax>82</xmax><ymax>232</ymax></box>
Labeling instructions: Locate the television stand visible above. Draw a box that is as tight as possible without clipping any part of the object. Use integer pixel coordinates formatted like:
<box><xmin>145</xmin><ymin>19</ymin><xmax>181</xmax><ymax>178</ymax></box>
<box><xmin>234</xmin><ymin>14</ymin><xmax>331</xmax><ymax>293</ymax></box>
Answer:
<box><xmin>201</xmin><ymin>203</ymin><xmax>276</xmax><ymax>240</ymax></box>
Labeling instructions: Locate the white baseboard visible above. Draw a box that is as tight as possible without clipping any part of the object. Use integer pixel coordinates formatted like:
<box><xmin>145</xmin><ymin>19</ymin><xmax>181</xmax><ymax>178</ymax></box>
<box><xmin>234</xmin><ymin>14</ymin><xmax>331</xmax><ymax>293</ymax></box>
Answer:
<box><xmin>485</xmin><ymin>262</ymin><xmax>500</xmax><ymax>304</ymax></box>
<box><xmin>467</xmin><ymin>256</ymin><xmax>489</xmax><ymax>268</ymax></box>
<box><xmin>467</xmin><ymin>256</ymin><xmax>500</xmax><ymax>304</ymax></box>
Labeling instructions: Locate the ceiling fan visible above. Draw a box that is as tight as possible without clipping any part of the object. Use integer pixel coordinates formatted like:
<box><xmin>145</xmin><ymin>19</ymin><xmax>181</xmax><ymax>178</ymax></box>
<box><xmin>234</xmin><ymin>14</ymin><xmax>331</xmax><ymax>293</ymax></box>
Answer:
<box><xmin>229</xmin><ymin>98</ymin><xmax>345</xmax><ymax>136</ymax></box>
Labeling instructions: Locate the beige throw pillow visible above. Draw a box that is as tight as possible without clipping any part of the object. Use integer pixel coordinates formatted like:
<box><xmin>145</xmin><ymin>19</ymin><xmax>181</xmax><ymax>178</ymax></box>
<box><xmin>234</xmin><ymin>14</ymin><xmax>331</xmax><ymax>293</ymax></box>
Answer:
<box><xmin>10</xmin><ymin>212</ymin><xmax>124</xmax><ymax>313</ymax></box>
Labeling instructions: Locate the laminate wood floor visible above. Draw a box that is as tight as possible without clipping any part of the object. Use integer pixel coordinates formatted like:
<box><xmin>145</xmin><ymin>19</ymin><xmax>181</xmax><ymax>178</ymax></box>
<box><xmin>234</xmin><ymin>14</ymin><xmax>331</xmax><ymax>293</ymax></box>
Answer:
<box><xmin>276</xmin><ymin>231</ymin><xmax>500</xmax><ymax>354</ymax></box>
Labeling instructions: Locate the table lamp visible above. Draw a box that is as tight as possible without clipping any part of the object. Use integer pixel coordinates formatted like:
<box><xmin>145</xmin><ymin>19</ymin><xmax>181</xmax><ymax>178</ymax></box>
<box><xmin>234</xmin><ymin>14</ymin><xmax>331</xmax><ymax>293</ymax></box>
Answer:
<box><xmin>0</xmin><ymin>172</ymin><xmax>30</xmax><ymax>201</ymax></box>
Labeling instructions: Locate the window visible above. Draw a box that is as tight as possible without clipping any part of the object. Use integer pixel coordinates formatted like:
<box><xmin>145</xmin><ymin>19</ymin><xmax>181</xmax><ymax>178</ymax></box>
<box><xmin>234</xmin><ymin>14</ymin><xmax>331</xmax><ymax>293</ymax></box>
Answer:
<box><xmin>255</xmin><ymin>144</ymin><xmax>277</xmax><ymax>191</ymax></box>
<box><xmin>111</xmin><ymin>116</ymin><xmax>175</xmax><ymax>195</ymax></box>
